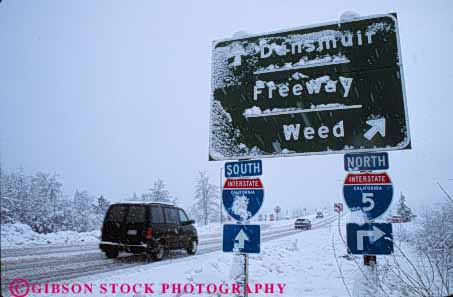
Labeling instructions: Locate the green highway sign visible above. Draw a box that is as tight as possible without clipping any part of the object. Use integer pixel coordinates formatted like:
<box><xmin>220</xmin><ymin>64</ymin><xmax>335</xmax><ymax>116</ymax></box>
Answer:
<box><xmin>209</xmin><ymin>13</ymin><xmax>410</xmax><ymax>161</ymax></box>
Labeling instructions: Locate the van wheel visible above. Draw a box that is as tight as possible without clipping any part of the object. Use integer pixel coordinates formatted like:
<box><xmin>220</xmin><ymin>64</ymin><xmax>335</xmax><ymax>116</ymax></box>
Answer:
<box><xmin>187</xmin><ymin>239</ymin><xmax>197</xmax><ymax>255</ymax></box>
<box><xmin>105</xmin><ymin>249</ymin><xmax>119</xmax><ymax>259</ymax></box>
<box><xmin>152</xmin><ymin>243</ymin><xmax>165</xmax><ymax>261</ymax></box>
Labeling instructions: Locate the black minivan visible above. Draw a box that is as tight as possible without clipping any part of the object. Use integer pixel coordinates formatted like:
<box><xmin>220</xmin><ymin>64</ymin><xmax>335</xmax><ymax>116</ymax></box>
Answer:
<box><xmin>99</xmin><ymin>202</ymin><xmax>198</xmax><ymax>260</ymax></box>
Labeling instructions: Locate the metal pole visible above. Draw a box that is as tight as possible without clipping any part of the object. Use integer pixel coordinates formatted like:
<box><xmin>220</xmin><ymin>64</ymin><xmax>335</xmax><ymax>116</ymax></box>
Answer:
<box><xmin>220</xmin><ymin>167</ymin><xmax>223</xmax><ymax>223</ymax></box>
<box><xmin>244</xmin><ymin>253</ymin><xmax>249</xmax><ymax>297</ymax></box>
<box><xmin>243</xmin><ymin>219</ymin><xmax>250</xmax><ymax>297</ymax></box>
<box><xmin>244</xmin><ymin>254</ymin><xmax>249</xmax><ymax>297</ymax></box>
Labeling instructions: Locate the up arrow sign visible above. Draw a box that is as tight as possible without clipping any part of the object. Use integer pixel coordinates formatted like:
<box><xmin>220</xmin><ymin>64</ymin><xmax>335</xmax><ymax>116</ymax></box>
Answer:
<box><xmin>223</xmin><ymin>224</ymin><xmax>260</xmax><ymax>254</ymax></box>
<box><xmin>364</xmin><ymin>118</ymin><xmax>386</xmax><ymax>140</ymax></box>
<box><xmin>234</xmin><ymin>229</ymin><xmax>249</xmax><ymax>249</ymax></box>
<box><xmin>356</xmin><ymin>227</ymin><xmax>386</xmax><ymax>251</ymax></box>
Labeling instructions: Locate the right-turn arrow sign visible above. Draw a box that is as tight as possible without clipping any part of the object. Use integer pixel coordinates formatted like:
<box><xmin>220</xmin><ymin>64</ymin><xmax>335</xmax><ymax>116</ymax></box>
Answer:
<box><xmin>347</xmin><ymin>223</ymin><xmax>393</xmax><ymax>255</ymax></box>
<box><xmin>356</xmin><ymin>227</ymin><xmax>386</xmax><ymax>251</ymax></box>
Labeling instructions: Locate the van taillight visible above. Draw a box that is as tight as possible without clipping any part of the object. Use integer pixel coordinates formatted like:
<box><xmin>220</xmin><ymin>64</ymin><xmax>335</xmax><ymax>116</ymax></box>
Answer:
<box><xmin>145</xmin><ymin>227</ymin><xmax>153</xmax><ymax>239</ymax></box>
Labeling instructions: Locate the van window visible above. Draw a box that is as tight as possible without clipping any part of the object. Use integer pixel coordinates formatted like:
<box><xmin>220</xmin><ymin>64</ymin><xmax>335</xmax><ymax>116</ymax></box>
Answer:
<box><xmin>163</xmin><ymin>207</ymin><xmax>178</xmax><ymax>224</ymax></box>
<box><xmin>106</xmin><ymin>205</ymin><xmax>127</xmax><ymax>222</ymax></box>
<box><xmin>178</xmin><ymin>209</ymin><xmax>189</xmax><ymax>224</ymax></box>
<box><xmin>150</xmin><ymin>206</ymin><xmax>164</xmax><ymax>223</ymax></box>
<box><xmin>126</xmin><ymin>205</ymin><xmax>146</xmax><ymax>223</ymax></box>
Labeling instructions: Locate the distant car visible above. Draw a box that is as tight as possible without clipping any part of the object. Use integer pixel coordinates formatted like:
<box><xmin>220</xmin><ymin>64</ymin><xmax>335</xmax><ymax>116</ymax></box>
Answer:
<box><xmin>294</xmin><ymin>218</ymin><xmax>312</xmax><ymax>230</ymax></box>
<box><xmin>99</xmin><ymin>202</ymin><xmax>198</xmax><ymax>260</ymax></box>
<box><xmin>387</xmin><ymin>215</ymin><xmax>409</xmax><ymax>223</ymax></box>
<box><xmin>316</xmin><ymin>212</ymin><xmax>324</xmax><ymax>219</ymax></box>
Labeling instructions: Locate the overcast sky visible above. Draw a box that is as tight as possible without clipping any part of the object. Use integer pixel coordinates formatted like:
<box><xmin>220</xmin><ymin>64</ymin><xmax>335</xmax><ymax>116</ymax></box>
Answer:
<box><xmin>1</xmin><ymin>0</ymin><xmax>452</xmax><ymax>214</ymax></box>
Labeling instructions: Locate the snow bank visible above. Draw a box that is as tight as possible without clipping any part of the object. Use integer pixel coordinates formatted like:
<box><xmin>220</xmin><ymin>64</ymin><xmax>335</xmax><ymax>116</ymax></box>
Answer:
<box><xmin>0</xmin><ymin>223</ymin><xmax>100</xmax><ymax>248</ymax></box>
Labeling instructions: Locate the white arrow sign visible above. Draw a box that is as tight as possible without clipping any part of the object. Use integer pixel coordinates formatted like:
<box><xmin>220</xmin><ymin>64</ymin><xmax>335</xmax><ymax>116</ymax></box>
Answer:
<box><xmin>364</xmin><ymin>118</ymin><xmax>386</xmax><ymax>140</ymax></box>
<box><xmin>234</xmin><ymin>229</ymin><xmax>249</xmax><ymax>249</ymax></box>
<box><xmin>356</xmin><ymin>226</ymin><xmax>386</xmax><ymax>251</ymax></box>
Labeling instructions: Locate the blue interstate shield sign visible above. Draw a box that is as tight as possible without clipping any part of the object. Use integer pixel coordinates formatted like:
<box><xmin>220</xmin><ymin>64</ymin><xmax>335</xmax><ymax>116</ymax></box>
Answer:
<box><xmin>347</xmin><ymin>223</ymin><xmax>393</xmax><ymax>255</ymax></box>
<box><xmin>222</xmin><ymin>178</ymin><xmax>264</xmax><ymax>222</ymax></box>
<box><xmin>343</xmin><ymin>172</ymin><xmax>393</xmax><ymax>220</ymax></box>
<box><xmin>223</xmin><ymin>224</ymin><xmax>260</xmax><ymax>254</ymax></box>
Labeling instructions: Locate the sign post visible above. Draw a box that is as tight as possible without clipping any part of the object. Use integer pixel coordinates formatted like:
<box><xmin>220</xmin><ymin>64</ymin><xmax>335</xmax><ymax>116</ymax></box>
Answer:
<box><xmin>342</xmin><ymin>150</ymin><xmax>395</xmax><ymax>295</ymax></box>
<box><xmin>221</xmin><ymin>161</ymin><xmax>263</xmax><ymax>297</ymax></box>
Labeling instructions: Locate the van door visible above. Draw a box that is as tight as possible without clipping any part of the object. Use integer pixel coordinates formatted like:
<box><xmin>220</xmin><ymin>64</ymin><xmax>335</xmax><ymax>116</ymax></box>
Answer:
<box><xmin>177</xmin><ymin>208</ymin><xmax>191</xmax><ymax>248</ymax></box>
<box><xmin>124</xmin><ymin>204</ymin><xmax>147</xmax><ymax>245</ymax></box>
<box><xmin>102</xmin><ymin>204</ymin><xmax>127</xmax><ymax>243</ymax></box>
<box><xmin>162</xmin><ymin>207</ymin><xmax>179</xmax><ymax>249</ymax></box>
<box><xmin>149</xmin><ymin>205</ymin><xmax>165</xmax><ymax>240</ymax></box>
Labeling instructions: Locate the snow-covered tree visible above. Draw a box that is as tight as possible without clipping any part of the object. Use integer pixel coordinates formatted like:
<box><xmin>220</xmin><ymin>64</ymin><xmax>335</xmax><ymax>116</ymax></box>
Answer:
<box><xmin>172</xmin><ymin>196</ymin><xmax>180</xmax><ymax>206</ymax></box>
<box><xmin>192</xmin><ymin>171</ymin><xmax>219</xmax><ymax>225</ymax></box>
<box><xmin>379</xmin><ymin>202</ymin><xmax>453</xmax><ymax>296</ymax></box>
<box><xmin>27</xmin><ymin>172</ymin><xmax>64</xmax><ymax>233</ymax></box>
<box><xmin>209</xmin><ymin>101</ymin><xmax>262</xmax><ymax>159</ymax></box>
<box><xmin>127</xmin><ymin>192</ymin><xmax>140</xmax><ymax>201</ymax></box>
<box><xmin>147</xmin><ymin>179</ymin><xmax>172</xmax><ymax>202</ymax></box>
<box><xmin>72</xmin><ymin>190</ymin><xmax>99</xmax><ymax>232</ymax></box>
<box><xmin>396</xmin><ymin>192</ymin><xmax>415</xmax><ymax>221</ymax></box>
<box><xmin>1</xmin><ymin>165</ymin><xmax>15</xmax><ymax>223</ymax></box>
<box><xmin>0</xmin><ymin>167</ymin><xmax>109</xmax><ymax>233</ymax></box>
<box><xmin>1</xmin><ymin>167</ymin><xmax>31</xmax><ymax>223</ymax></box>
<box><xmin>96</xmin><ymin>195</ymin><xmax>110</xmax><ymax>215</ymax></box>
<box><xmin>1</xmin><ymin>164</ymin><xmax>15</xmax><ymax>223</ymax></box>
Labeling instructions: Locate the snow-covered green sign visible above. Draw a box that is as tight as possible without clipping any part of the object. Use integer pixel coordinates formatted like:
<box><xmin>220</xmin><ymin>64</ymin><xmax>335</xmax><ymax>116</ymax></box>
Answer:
<box><xmin>209</xmin><ymin>13</ymin><xmax>410</xmax><ymax>161</ymax></box>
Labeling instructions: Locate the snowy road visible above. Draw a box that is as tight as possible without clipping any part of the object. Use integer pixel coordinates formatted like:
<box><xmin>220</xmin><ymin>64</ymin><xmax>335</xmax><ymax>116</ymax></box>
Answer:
<box><xmin>1</xmin><ymin>214</ymin><xmax>341</xmax><ymax>294</ymax></box>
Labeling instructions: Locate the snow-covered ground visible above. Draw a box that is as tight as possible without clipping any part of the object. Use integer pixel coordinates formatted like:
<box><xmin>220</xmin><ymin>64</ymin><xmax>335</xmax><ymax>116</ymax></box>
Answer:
<box><xmin>45</xmin><ymin>217</ymin><xmax>358</xmax><ymax>297</ymax></box>
<box><xmin>3</xmin><ymin>214</ymin><xmax>438</xmax><ymax>297</ymax></box>
<box><xmin>0</xmin><ymin>223</ymin><xmax>100</xmax><ymax>247</ymax></box>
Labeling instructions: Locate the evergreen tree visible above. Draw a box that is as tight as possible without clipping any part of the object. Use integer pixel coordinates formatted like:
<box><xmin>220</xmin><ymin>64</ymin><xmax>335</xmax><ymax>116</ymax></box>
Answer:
<box><xmin>96</xmin><ymin>195</ymin><xmax>110</xmax><ymax>215</ymax></box>
<box><xmin>210</xmin><ymin>101</ymin><xmax>262</xmax><ymax>159</ymax></box>
<box><xmin>130</xmin><ymin>192</ymin><xmax>139</xmax><ymax>201</ymax></box>
<box><xmin>396</xmin><ymin>192</ymin><xmax>415</xmax><ymax>221</ymax></box>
